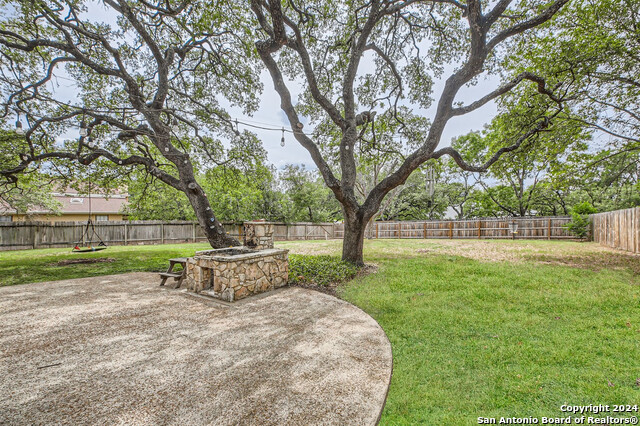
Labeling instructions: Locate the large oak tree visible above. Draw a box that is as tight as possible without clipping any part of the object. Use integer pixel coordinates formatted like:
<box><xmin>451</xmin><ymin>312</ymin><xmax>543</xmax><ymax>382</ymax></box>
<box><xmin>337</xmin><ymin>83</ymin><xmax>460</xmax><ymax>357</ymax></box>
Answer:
<box><xmin>0</xmin><ymin>0</ymin><xmax>263</xmax><ymax>247</ymax></box>
<box><xmin>251</xmin><ymin>0</ymin><xmax>570</xmax><ymax>264</ymax></box>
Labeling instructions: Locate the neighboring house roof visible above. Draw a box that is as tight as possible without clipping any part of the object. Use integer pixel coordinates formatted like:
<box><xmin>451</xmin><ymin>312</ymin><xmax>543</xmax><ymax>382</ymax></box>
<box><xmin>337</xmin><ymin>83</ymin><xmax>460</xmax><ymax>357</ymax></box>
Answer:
<box><xmin>50</xmin><ymin>193</ymin><xmax>128</xmax><ymax>214</ymax></box>
<box><xmin>0</xmin><ymin>191</ymin><xmax>128</xmax><ymax>215</ymax></box>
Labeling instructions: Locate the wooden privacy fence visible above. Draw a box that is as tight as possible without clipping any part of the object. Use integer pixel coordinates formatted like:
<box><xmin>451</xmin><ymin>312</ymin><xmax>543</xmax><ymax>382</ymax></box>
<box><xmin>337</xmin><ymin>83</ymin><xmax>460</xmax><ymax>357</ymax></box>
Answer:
<box><xmin>592</xmin><ymin>207</ymin><xmax>640</xmax><ymax>254</ymax></box>
<box><xmin>0</xmin><ymin>221</ymin><xmax>209</xmax><ymax>250</ymax></box>
<box><xmin>0</xmin><ymin>217</ymin><xmax>573</xmax><ymax>250</ymax></box>
<box><xmin>5</xmin><ymin>211</ymin><xmax>639</xmax><ymax>252</ymax></box>
<box><xmin>0</xmin><ymin>220</ymin><xmax>339</xmax><ymax>251</ymax></box>
<box><xmin>334</xmin><ymin>216</ymin><xmax>573</xmax><ymax>240</ymax></box>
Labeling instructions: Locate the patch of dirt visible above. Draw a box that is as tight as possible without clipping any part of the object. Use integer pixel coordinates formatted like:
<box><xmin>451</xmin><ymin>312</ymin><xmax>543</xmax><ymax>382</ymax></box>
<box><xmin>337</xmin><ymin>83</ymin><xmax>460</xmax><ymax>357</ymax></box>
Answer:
<box><xmin>50</xmin><ymin>258</ymin><xmax>116</xmax><ymax>266</ymax></box>
<box><xmin>530</xmin><ymin>253</ymin><xmax>640</xmax><ymax>275</ymax></box>
<box><xmin>0</xmin><ymin>273</ymin><xmax>392</xmax><ymax>425</ymax></box>
<box><xmin>417</xmin><ymin>241</ymin><xmax>533</xmax><ymax>263</ymax></box>
<box><xmin>359</xmin><ymin>263</ymin><xmax>379</xmax><ymax>276</ymax></box>
<box><xmin>415</xmin><ymin>240</ymin><xmax>639</xmax><ymax>277</ymax></box>
<box><xmin>278</xmin><ymin>241</ymin><xmax>341</xmax><ymax>256</ymax></box>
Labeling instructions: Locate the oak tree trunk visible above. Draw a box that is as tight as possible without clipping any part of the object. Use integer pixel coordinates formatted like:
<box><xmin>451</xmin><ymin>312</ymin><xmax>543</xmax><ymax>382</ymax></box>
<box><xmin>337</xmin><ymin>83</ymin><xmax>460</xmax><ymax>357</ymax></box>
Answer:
<box><xmin>341</xmin><ymin>209</ymin><xmax>369</xmax><ymax>266</ymax></box>
<box><xmin>179</xmin><ymin>170</ymin><xmax>240</xmax><ymax>248</ymax></box>
<box><xmin>186</xmin><ymin>189</ymin><xmax>240</xmax><ymax>248</ymax></box>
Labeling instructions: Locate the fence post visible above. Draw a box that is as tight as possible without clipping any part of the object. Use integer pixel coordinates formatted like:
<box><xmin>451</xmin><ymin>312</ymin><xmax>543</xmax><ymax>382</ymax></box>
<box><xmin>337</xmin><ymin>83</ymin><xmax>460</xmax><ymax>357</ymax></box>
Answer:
<box><xmin>0</xmin><ymin>217</ymin><xmax>578</xmax><ymax>250</ymax></box>
<box><xmin>32</xmin><ymin>222</ymin><xmax>40</xmax><ymax>249</ymax></box>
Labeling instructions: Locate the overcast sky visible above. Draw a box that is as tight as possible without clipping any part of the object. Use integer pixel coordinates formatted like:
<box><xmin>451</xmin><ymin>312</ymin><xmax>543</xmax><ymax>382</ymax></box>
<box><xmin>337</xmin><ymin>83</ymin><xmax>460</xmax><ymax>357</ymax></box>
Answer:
<box><xmin>234</xmin><ymin>70</ymin><xmax>499</xmax><ymax>170</ymax></box>
<box><xmin>11</xmin><ymin>2</ymin><xmax>501</xmax><ymax>171</ymax></box>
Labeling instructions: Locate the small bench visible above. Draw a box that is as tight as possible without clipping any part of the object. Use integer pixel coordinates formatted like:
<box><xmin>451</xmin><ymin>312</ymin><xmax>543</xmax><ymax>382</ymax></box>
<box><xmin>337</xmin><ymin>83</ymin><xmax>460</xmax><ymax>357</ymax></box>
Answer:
<box><xmin>159</xmin><ymin>257</ymin><xmax>188</xmax><ymax>288</ymax></box>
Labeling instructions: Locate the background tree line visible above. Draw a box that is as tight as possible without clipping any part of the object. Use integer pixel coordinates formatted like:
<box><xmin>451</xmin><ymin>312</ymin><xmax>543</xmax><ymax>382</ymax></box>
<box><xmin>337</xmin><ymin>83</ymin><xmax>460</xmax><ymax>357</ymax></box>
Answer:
<box><xmin>4</xmin><ymin>121</ymin><xmax>636</xmax><ymax>223</ymax></box>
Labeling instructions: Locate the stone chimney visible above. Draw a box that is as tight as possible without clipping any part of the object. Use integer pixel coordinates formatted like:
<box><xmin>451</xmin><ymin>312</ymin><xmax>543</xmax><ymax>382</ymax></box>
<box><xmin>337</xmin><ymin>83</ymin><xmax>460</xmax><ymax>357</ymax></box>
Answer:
<box><xmin>243</xmin><ymin>221</ymin><xmax>275</xmax><ymax>250</ymax></box>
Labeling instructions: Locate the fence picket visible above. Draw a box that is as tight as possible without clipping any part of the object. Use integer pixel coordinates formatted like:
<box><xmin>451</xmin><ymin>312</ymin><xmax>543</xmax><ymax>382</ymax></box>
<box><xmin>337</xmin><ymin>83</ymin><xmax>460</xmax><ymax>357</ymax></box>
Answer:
<box><xmin>592</xmin><ymin>207</ymin><xmax>640</xmax><ymax>254</ymax></box>
<box><xmin>0</xmin><ymin>216</ymin><xmax>583</xmax><ymax>251</ymax></box>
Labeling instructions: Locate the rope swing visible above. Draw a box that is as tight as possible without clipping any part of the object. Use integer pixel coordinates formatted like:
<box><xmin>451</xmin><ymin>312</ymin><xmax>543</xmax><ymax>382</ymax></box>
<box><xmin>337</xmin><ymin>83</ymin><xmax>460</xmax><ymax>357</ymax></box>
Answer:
<box><xmin>72</xmin><ymin>179</ymin><xmax>107</xmax><ymax>253</ymax></box>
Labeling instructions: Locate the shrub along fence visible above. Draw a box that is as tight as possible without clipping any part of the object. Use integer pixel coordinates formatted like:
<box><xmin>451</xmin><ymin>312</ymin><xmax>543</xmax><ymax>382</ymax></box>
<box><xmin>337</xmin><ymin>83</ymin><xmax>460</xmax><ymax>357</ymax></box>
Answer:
<box><xmin>591</xmin><ymin>207</ymin><xmax>640</xmax><ymax>254</ymax></box>
<box><xmin>0</xmin><ymin>217</ymin><xmax>574</xmax><ymax>251</ymax></box>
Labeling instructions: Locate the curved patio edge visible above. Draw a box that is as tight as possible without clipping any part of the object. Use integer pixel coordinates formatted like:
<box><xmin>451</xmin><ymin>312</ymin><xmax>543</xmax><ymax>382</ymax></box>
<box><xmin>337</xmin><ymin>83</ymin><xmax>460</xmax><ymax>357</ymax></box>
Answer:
<box><xmin>0</xmin><ymin>272</ymin><xmax>393</xmax><ymax>425</ymax></box>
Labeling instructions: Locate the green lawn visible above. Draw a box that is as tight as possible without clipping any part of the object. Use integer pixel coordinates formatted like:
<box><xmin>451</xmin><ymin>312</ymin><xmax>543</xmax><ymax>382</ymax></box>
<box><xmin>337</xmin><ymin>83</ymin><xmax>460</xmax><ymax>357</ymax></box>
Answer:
<box><xmin>278</xmin><ymin>239</ymin><xmax>640</xmax><ymax>425</ymax></box>
<box><xmin>2</xmin><ymin>239</ymin><xmax>639</xmax><ymax>424</ymax></box>
<box><xmin>0</xmin><ymin>243</ymin><xmax>211</xmax><ymax>287</ymax></box>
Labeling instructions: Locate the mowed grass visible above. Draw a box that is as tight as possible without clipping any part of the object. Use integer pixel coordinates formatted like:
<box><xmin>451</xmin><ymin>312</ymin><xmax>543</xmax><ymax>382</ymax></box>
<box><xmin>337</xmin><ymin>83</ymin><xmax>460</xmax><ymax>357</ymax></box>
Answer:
<box><xmin>2</xmin><ymin>239</ymin><xmax>639</xmax><ymax>424</ymax></box>
<box><xmin>0</xmin><ymin>243</ymin><xmax>210</xmax><ymax>286</ymax></box>
<box><xmin>277</xmin><ymin>239</ymin><xmax>640</xmax><ymax>425</ymax></box>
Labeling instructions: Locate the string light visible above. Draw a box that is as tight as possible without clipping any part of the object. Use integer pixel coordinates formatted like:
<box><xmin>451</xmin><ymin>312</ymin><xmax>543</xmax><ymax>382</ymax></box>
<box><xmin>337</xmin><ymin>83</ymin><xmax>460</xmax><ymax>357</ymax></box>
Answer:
<box><xmin>15</xmin><ymin>112</ymin><xmax>24</xmax><ymax>135</ymax></box>
<box><xmin>16</xmin><ymin>106</ymin><xmax>414</xmax><ymax>145</ymax></box>
<box><xmin>79</xmin><ymin>114</ymin><xmax>89</xmax><ymax>137</ymax></box>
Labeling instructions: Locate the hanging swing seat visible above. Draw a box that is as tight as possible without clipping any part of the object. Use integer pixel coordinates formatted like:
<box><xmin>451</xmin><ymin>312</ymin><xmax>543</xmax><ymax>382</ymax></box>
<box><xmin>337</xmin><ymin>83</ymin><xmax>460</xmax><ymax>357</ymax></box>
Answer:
<box><xmin>71</xmin><ymin>178</ymin><xmax>109</xmax><ymax>253</ymax></box>
<box><xmin>72</xmin><ymin>242</ymin><xmax>107</xmax><ymax>253</ymax></box>
<box><xmin>72</xmin><ymin>219</ymin><xmax>108</xmax><ymax>253</ymax></box>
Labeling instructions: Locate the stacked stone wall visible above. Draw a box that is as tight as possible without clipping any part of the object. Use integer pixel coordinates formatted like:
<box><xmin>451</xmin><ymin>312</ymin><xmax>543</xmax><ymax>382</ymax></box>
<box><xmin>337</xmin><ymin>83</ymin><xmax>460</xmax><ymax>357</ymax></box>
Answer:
<box><xmin>185</xmin><ymin>249</ymin><xmax>288</xmax><ymax>302</ymax></box>
<box><xmin>243</xmin><ymin>222</ymin><xmax>275</xmax><ymax>250</ymax></box>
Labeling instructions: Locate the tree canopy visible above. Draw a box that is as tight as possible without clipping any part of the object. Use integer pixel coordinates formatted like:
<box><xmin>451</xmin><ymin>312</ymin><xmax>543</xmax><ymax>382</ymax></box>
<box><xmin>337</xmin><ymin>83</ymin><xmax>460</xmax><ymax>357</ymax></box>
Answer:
<box><xmin>0</xmin><ymin>0</ymin><xmax>263</xmax><ymax>246</ymax></box>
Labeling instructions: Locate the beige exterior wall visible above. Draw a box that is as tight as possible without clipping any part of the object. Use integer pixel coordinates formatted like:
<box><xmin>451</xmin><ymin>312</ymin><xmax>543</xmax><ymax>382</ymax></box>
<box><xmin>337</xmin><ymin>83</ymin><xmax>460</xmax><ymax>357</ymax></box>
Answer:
<box><xmin>8</xmin><ymin>214</ymin><xmax>125</xmax><ymax>223</ymax></box>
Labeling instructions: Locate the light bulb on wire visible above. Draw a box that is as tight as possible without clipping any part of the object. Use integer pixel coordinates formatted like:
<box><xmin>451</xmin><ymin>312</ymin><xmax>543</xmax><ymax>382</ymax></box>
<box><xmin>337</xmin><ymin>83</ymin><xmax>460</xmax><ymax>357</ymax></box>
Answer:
<box><xmin>280</xmin><ymin>127</ymin><xmax>285</xmax><ymax>147</ymax></box>
<box><xmin>15</xmin><ymin>111</ymin><xmax>25</xmax><ymax>135</ymax></box>
<box><xmin>234</xmin><ymin>119</ymin><xmax>240</xmax><ymax>139</ymax></box>
<box><xmin>79</xmin><ymin>115</ymin><xmax>89</xmax><ymax>137</ymax></box>
<box><xmin>15</xmin><ymin>118</ymin><xmax>24</xmax><ymax>135</ymax></box>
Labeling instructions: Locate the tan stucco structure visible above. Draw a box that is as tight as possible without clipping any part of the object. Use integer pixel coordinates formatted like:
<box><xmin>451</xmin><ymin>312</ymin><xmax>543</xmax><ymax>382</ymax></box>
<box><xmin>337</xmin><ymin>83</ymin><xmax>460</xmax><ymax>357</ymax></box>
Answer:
<box><xmin>7</xmin><ymin>213</ymin><xmax>125</xmax><ymax>223</ymax></box>
<box><xmin>1</xmin><ymin>190</ymin><xmax>128</xmax><ymax>223</ymax></box>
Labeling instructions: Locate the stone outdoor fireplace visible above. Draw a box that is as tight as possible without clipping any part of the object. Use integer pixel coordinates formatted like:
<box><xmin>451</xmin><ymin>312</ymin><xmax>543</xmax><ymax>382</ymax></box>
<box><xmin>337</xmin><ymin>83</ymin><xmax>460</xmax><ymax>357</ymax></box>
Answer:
<box><xmin>183</xmin><ymin>222</ymin><xmax>288</xmax><ymax>302</ymax></box>
<box><xmin>243</xmin><ymin>221</ymin><xmax>275</xmax><ymax>250</ymax></box>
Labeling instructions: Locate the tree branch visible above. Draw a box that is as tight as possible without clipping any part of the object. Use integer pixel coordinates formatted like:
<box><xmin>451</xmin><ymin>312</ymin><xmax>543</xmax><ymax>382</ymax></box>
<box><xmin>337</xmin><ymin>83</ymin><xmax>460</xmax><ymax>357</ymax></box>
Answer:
<box><xmin>451</xmin><ymin>72</ymin><xmax>563</xmax><ymax>116</ymax></box>
<box><xmin>487</xmin><ymin>0</ymin><xmax>569</xmax><ymax>51</ymax></box>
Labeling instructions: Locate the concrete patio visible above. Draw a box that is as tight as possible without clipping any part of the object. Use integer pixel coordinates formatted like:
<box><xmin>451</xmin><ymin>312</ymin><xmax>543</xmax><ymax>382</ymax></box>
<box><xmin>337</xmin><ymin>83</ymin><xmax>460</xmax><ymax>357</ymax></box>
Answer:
<box><xmin>0</xmin><ymin>273</ymin><xmax>392</xmax><ymax>425</ymax></box>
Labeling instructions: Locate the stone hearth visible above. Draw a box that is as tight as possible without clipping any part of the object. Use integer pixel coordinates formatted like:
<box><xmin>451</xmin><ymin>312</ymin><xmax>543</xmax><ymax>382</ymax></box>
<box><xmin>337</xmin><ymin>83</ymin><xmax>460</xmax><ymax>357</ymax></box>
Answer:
<box><xmin>183</xmin><ymin>222</ymin><xmax>288</xmax><ymax>302</ymax></box>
